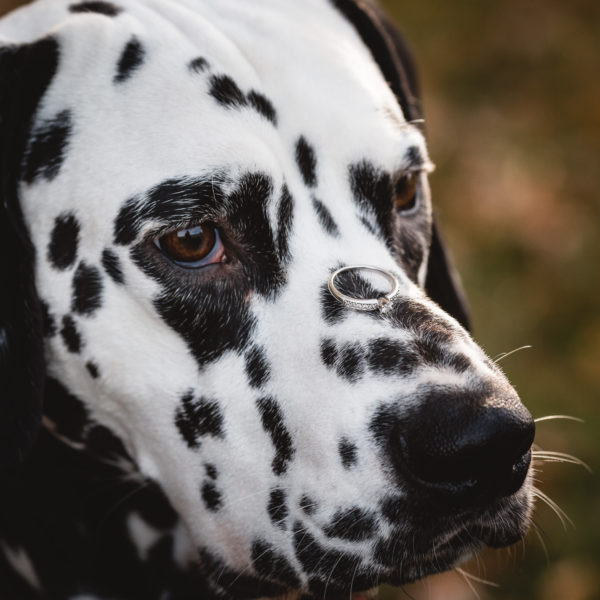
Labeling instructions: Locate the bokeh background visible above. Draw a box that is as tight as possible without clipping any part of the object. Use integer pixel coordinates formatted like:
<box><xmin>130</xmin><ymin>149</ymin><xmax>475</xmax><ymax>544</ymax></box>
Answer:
<box><xmin>378</xmin><ymin>1</ymin><xmax>600</xmax><ymax>599</ymax></box>
<box><xmin>0</xmin><ymin>0</ymin><xmax>597</xmax><ymax>598</ymax></box>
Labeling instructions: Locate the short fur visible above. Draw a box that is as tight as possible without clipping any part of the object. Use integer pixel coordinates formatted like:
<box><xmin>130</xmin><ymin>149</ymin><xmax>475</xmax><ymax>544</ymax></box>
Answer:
<box><xmin>0</xmin><ymin>1</ymin><xmax>533</xmax><ymax>599</ymax></box>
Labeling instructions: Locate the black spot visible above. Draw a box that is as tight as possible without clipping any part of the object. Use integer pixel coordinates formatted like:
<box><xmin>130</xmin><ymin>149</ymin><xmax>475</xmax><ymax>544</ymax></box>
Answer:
<box><xmin>209</xmin><ymin>74</ymin><xmax>247</xmax><ymax>108</ymax></box>
<box><xmin>188</xmin><ymin>56</ymin><xmax>209</xmax><ymax>73</ymax></box>
<box><xmin>267</xmin><ymin>488</ymin><xmax>288</xmax><ymax>529</ymax></box>
<box><xmin>321</xmin><ymin>283</ymin><xmax>345</xmax><ymax>325</ymax></box>
<box><xmin>379</xmin><ymin>495</ymin><xmax>409</xmax><ymax>523</ymax></box>
<box><xmin>72</xmin><ymin>262</ymin><xmax>103</xmax><ymax>316</ymax></box>
<box><xmin>404</xmin><ymin>145</ymin><xmax>424</xmax><ymax>169</ymax></box>
<box><xmin>114</xmin><ymin>177</ymin><xmax>227</xmax><ymax>246</ymax></box>
<box><xmin>174</xmin><ymin>391</ymin><xmax>224</xmax><ymax>449</ymax></box>
<box><xmin>320</xmin><ymin>338</ymin><xmax>337</xmax><ymax>369</ymax></box>
<box><xmin>47</xmin><ymin>213</ymin><xmax>80</xmax><ymax>270</ymax></box>
<box><xmin>312</xmin><ymin>197</ymin><xmax>340</xmax><ymax>237</ymax></box>
<box><xmin>390</xmin><ymin>298</ymin><xmax>456</xmax><ymax>343</ymax></box>
<box><xmin>86</xmin><ymin>424</ymin><xmax>133</xmax><ymax>463</ymax></box>
<box><xmin>60</xmin><ymin>315</ymin><xmax>82</xmax><ymax>353</ymax></box>
<box><xmin>413</xmin><ymin>337</ymin><xmax>447</xmax><ymax>368</ymax></box>
<box><xmin>69</xmin><ymin>1</ymin><xmax>122</xmax><ymax>16</ymax></box>
<box><xmin>336</xmin><ymin>343</ymin><xmax>364</xmax><ymax>382</ymax></box>
<box><xmin>22</xmin><ymin>109</ymin><xmax>72</xmax><ymax>184</ymax></box>
<box><xmin>338</xmin><ymin>438</ymin><xmax>358</xmax><ymax>469</ymax></box>
<box><xmin>201</xmin><ymin>480</ymin><xmax>222</xmax><ymax>512</ymax></box>
<box><xmin>369</xmin><ymin>404</ymin><xmax>397</xmax><ymax>447</ymax></box>
<box><xmin>40</xmin><ymin>301</ymin><xmax>57</xmax><ymax>337</ymax></box>
<box><xmin>114</xmin><ymin>37</ymin><xmax>145</xmax><ymax>84</ymax></box>
<box><xmin>324</xmin><ymin>506</ymin><xmax>377</xmax><ymax>542</ymax></box>
<box><xmin>300</xmin><ymin>495</ymin><xmax>317</xmax><ymax>516</ymax></box>
<box><xmin>245</xmin><ymin>346</ymin><xmax>271</xmax><ymax>389</ymax></box>
<box><xmin>205</xmin><ymin>463</ymin><xmax>218</xmax><ymax>480</ymax></box>
<box><xmin>360</xmin><ymin>215</ymin><xmax>377</xmax><ymax>235</ymax></box>
<box><xmin>448</xmin><ymin>353</ymin><xmax>471</xmax><ymax>373</ymax></box>
<box><xmin>295</xmin><ymin>136</ymin><xmax>317</xmax><ymax>187</ymax></box>
<box><xmin>85</xmin><ymin>361</ymin><xmax>100</xmax><ymax>379</ymax></box>
<box><xmin>101</xmin><ymin>248</ymin><xmax>124</xmax><ymax>284</ymax></box>
<box><xmin>44</xmin><ymin>378</ymin><xmax>90</xmax><ymax>441</ymax></box>
<box><xmin>199</xmin><ymin>549</ymin><xmax>287</xmax><ymax>598</ymax></box>
<box><xmin>256</xmin><ymin>397</ymin><xmax>294</xmax><ymax>476</ymax></box>
<box><xmin>251</xmin><ymin>539</ymin><xmax>300</xmax><ymax>587</ymax></box>
<box><xmin>293</xmin><ymin>522</ymin><xmax>359</xmax><ymax>578</ymax></box>
<box><xmin>247</xmin><ymin>91</ymin><xmax>277</xmax><ymax>125</ymax></box>
<box><xmin>367</xmin><ymin>338</ymin><xmax>418</xmax><ymax>376</ymax></box>
<box><xmin>349</xmin><ymin>161</ymin><xmax>393</xmax><ymax>242</ymax></box>
<box><xmin>276</xmin><ymin>185</ymin><xmax>294</xmax><ymax>262</ymax></box>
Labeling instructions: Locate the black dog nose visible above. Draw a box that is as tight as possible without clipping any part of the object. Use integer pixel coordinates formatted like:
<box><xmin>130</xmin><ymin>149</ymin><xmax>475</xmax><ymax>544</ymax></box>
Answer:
<box><xmin>391</xmin><ymin>386</ymin><xmax>535</xmax><ymax>508</ymax></box>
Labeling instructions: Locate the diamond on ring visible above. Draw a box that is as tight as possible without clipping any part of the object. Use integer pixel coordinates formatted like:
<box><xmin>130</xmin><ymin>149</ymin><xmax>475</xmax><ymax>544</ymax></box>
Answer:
<box><xmin>328</xmin><ymin>265</ymin><xmax>400</xmax><ymax>314</ymax></box>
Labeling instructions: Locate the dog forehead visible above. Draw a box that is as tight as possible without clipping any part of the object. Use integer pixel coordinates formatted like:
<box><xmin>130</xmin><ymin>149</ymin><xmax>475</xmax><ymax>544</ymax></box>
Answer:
<box><xmin>4</xmin><ymin>0</ymin><xmax>426</xmax><ymax>221</ymax></box>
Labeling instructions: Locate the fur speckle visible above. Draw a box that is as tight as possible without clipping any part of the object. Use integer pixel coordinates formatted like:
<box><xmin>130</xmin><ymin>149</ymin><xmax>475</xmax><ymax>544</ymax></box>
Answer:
<box><xmin>209</xmin><ymin>74</ymin><xmax>247</xmax><ymax>108</ymax></box>
<box><xmin>174</xmin><ymin>391</ymin><xmax>224</xmax><ymax>449</ymax></box>
<box><xmin>22</xmin><ymin>110</ymin><xmax>72</xmax><ymax>184</ymax></box>
<box><xmin>256</xmin><ymin>397</ymin><xmax>294</xmax><ymax>476</ymax></box>
<box><xmin>47</xmin><ymin>213</ymin><xmax>79</xmax><ymax>270</ymax></box>
<box><xmin>60</xmin><ymin>315</ymin><xmax>82</xmax><ymax>353</ymax></box>
<box><xmin>69</xmin><ymin>1</ymin><xmax>122</xmax><ymax>16</ymax></box>
<box><xmin>71</xmin><ymin>262</ymin><xmax>103</xmax><ymax>316</ymax></box>
<box><xmin>312</xmin><ymin>197</ymin><xmax>340</xmax><ymax>237</ymax></box>
<box><xmin>114</xmin><ymin>37</ymin><xmax>145</xmax><ymax>83</ymax></box>
<box><xmin>295</xmin><ymin>136</ymin><xmax>317</xmax><ymax>187</ymax></box>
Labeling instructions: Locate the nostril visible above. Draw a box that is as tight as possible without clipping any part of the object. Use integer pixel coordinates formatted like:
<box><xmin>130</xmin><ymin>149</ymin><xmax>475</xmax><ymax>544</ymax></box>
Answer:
<box><xmin>390</xmin><ymin>386</ymin><xmax>535</xmax><ymax>507</ymax></box>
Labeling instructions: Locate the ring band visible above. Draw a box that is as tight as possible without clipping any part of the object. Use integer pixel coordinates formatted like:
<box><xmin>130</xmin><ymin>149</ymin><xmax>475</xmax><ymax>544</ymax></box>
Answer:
<box><xmin>328</xmin><ymin>265</ymin><xmax>400</xmax><ymax>313</ymax></box>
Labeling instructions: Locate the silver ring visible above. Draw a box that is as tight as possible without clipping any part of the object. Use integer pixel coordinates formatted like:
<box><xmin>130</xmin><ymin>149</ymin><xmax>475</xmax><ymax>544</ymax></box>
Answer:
<box><xmin>328</xmin><ymin>265</ymin><xmax>400</xmax><ymax>314</ymax></box>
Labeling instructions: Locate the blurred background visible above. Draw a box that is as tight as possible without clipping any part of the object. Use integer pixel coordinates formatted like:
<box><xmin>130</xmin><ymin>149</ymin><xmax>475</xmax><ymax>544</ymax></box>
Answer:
<box><xmin>378</xmin><ymin>1</ymin><xmax>600</xmax><ymax>599</ymax></box>
<box><xmin>0</xmin><ymin>0</ymin><xmax>597</xmax><ymax>598</ymax></box>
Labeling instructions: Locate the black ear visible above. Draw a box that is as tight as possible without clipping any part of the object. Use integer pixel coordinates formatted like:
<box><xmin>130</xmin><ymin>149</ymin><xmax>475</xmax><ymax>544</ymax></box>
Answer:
<box><xmin>332</xmin><ymin>0</ymin><xmax>471</xmax><ymax>330</ymax></box>
<box><xmin>0</xmin><ymin>38</ymin><xmax>61</xmax><ymax>469</ymax></box>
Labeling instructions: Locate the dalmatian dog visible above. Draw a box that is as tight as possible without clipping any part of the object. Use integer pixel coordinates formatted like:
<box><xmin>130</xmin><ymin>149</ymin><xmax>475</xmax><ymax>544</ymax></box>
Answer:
<box><xmin>0</xmin><ymin>0</ymin><xmax>536</xmax><ymax>599</ymax></box>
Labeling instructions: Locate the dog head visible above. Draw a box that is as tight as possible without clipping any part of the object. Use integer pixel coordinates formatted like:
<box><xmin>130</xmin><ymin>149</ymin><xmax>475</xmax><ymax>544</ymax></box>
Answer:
<box><xmin>0</xmin><ymin>0</ymin><xmax>534</xmax><ymax>597</ymax></box>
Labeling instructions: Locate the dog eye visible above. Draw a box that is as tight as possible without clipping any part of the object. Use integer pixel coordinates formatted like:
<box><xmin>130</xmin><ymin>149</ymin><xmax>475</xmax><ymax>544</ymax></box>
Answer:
<box><xmin>155</xmin><ymin>224</ymin><xmax>224</xmax><ymax>268</ymax></box>
<box><xmin>394</xmin><ymin>172</ymin><xmax>419</xmax><ymax>212</ymax></box>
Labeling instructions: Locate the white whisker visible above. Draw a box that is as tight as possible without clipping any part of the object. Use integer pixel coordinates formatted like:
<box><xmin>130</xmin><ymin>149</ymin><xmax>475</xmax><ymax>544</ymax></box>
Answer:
<box><xmin>455</xmin><ymin>568</ymin><xmax>481</xmax><ymax>600</ymax></box>
<box><xmin>493</xmin><ymin>345</ymin><xmax>532</xmax><ymax>363</ymax></box>
<box><xmin>534</xmin><ymin>414</ymin><xmax>584</xmax><ymax>424</ymax></box>
<box><xmin>529</xmin><ymin>520</ymin><xmax>549</xmax><ymax>563</ymax></box>
<box><xmin>532</xmin><ymin>487</ymin><xmax>574</xmax><ymax>530</ymax></box>
<box><xmin>532</xmin><ymin>450</ymin><xmax>591</xmax><ymax>472</ymax></box>
<box><xmin>456</xmin><ymin>568</ymin><xmax>499</xmax><ymax>588</ymax></box>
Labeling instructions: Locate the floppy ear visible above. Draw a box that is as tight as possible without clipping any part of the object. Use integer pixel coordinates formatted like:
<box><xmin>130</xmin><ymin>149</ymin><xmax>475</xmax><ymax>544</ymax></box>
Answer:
<box><xmin>0</xmin><ymin>38</ymin><xmax>61</xmax><ymax>469</ymax></box>
<box><xmin>332</xmin><ymin>0</ymin><xmax>472</xmax><ymax>330</ymax></box>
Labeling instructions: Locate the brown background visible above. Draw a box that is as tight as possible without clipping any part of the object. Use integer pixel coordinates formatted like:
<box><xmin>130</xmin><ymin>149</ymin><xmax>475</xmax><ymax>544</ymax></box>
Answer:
<box><xmin>1</xmin><ymin>1</ymin><xmax>598</xmax><ymax>599</ymax></box>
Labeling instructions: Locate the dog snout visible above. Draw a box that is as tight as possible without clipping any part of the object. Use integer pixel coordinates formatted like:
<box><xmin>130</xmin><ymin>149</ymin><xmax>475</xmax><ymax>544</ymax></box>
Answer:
<box><xmin>390</xmin><ymin>385</ymin><xmax>535</xmax><ymax>509</ymax></box>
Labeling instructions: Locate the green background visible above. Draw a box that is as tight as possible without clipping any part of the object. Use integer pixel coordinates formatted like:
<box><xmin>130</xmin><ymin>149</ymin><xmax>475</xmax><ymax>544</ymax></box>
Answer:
<box><xmin>379</xmin><ymin>1</ymin><xmax>599</xmax><ymax>599</ymax></box>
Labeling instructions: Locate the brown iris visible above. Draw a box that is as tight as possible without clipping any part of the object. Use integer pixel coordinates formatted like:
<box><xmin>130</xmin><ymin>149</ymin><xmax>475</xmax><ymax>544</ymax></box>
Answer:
<box><xmin>394</xmin><ymin>172</ymin><xmax>418</xmax><ymax>212</ymax></box>
<box><xmin>157</xmin><ymin>224</ymin><xmax>218</xmax><ymax>266</ymax></box>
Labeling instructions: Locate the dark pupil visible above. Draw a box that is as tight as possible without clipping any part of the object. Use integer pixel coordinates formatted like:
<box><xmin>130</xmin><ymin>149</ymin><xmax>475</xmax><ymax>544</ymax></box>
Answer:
<box><xmin>163</xmin><ymin>224</ymin><xmax>215</xmax><ymax>262</ymax></box>
<box><xmin>177</xmin><ymin>226</ymin><xmax>204</xmax><ymax>249</ymax></box>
